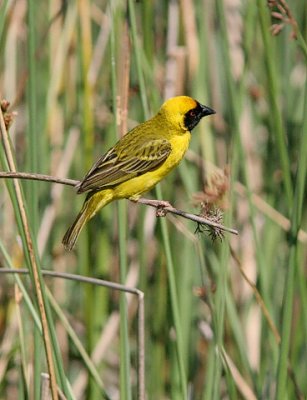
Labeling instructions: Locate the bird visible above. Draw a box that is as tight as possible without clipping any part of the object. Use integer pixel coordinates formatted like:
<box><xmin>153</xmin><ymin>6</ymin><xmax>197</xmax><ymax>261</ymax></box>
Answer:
<box><xmin>62</xmin><ymin>96</ymin><xmax>215</xmax><ymax>250</ymax></box>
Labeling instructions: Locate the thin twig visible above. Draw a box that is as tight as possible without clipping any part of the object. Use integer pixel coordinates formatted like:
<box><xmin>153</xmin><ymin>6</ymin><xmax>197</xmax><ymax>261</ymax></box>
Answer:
<box><xmin>137</xmin><ymin>197</ymin><xmax>238</xmax><ymax>235</ymax></box>
<box><xmin>0</xmin><ymin>266</ymin><xmax>144</xmax><ymax>400</ymax></box>
<box><xmin>137</xmin><ymin>291</ymin><xmax>145</xmax><ymax>400</ymax></box>
<box><xmin>230</xmin><ymin>247</ymin><xmax>305</xmax><ymax>399</ymax></box>
<box><xmin>0</xmin><ymin>110</ymin><xmax>59</xmax><ymax>399</ymax></box>
<box><xmin>221</xmin><ymin>349</ymin><xmax>257</xmax><ymax>400</ymax></box>
<box><xmin>40</xmin><ymin>373</ymin><xmax>66</xmax><ymax>400</ymax></box>
<box><xmin>0</xmin><ymin>268</ymin><xmax>143</xmax><ymax>298</ymax></box>
<box><xmin>70</xmin><ymin>264</ymin><xmax>140</xmax><ymax>397</ymax></box>
<box><xmin>0</xmin><ymin>268</ymin><xmax>145</xmax><ymax>394</ymax></box>
<box><xmin>0</xmin><ymin>171</ymin><xmax>238</xmax><ymax>236</ymax></box>
<box><xmin>230</xmin><ymin>247</ymin><xmax>281</xmax><ymax>343</ymax></box>
<box><xmin>0</xmin><ymin>171</ymin><xmax>78</xmax><ymax>187</ymax></box>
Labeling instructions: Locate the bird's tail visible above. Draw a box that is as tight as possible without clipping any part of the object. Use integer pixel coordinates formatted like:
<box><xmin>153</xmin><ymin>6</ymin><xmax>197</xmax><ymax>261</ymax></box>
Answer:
<box><xmin>62</xmin><ymin>190</ymin><xmax>113</xmax><ymax>251</ymax></box>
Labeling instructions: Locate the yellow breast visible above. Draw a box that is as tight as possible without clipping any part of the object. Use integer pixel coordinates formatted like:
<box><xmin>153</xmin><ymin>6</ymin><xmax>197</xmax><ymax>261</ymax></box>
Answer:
<box><xmin>113</xmin><ymin>131</ymin><xmax>191</xmax><ymax>200</ymax></box>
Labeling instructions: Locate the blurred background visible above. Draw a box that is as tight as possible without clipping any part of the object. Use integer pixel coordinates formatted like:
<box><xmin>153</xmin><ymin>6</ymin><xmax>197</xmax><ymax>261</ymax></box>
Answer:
<box><xmin>0</xmin><ymin>0</ymin><xmax>306</xmax><ymax>399</ymax></box>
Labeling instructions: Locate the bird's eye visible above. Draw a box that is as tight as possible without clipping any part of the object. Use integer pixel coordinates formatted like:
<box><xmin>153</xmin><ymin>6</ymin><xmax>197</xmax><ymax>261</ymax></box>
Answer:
<box><xmin>189</xmin><ymin>110</ymin><xmax>196</xmax><ymax>117</ymax></box>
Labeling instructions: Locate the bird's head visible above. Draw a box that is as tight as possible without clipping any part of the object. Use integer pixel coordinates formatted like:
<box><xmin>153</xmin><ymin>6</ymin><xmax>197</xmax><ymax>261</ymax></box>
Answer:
<box><xmin>159</xmin><ymin>96</ymin><xmax>215</xmax><ymax>132</ymax></box>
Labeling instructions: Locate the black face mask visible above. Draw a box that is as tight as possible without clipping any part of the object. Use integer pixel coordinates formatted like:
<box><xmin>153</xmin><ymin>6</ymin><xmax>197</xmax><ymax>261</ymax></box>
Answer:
<box><xmin>184</xmin><ymin>102</ymin><xmax>216</xmax><ymax>131</ymax></box>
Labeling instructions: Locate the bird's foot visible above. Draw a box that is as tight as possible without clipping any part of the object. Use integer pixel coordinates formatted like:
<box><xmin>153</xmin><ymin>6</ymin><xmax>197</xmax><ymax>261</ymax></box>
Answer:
<box><xmin>134</xmin><ymin>197</ymin><xmax>172</xmax><ymax>217</ymax></box>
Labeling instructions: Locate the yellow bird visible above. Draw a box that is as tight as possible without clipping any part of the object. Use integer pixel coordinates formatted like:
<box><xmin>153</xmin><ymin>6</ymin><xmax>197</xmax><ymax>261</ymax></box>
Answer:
<box><xmin>62</xmin><ymin>96</ymin><xmax>215</xmax><ymax>250</ymax></box>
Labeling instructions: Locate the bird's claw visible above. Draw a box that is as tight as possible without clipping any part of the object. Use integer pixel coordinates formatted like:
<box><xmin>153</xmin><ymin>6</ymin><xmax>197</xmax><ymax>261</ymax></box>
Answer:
<box><xmin>156</xmin><ymin>207</ymin><xmax>167</xmax><ymax>217</ymax></box>
<box><xmin>134</xmin><ymin>197</ymin><xmax>172</xmax><ymax>215</ymax></box>
<box><xmin>155</xmin><ymin>200</ymin><xmax>171</xmax><ymax>217</ymax></box>
<box><xmin>156</xmin><ymin>200</ymin><xmax>171</xmax><ymax>208</ymax></box>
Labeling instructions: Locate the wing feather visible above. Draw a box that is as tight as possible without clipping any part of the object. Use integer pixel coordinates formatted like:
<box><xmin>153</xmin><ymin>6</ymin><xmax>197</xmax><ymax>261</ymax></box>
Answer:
<box><xmin>77</xmin><ymin>137</ymin><xmax>171</xmax><ymax>193</ymax></box>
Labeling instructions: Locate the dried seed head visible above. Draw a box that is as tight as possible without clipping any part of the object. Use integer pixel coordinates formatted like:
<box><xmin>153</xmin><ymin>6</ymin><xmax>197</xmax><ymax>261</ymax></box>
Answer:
<box><xmin>193</xmin><ymin>166</ymin><xmax>230</xmax><ymax>209</ymax></box>
<box><xmin>195</xmin><ymin>202</ymin><xmax>225</xmax><ymax>242</ymax></box>
<box><xmin>268</xmin><ymin>0</ymin><xmax>298</xmax><ymax>39</ymax></box>
<box><xmin>1</xmin><ymin>100</ymin><xmax>10</xmax><ymax>113</ymax></box>
<box><xmin>1</xmin><ymin>99</ymin><xmax>16</xmax><ymax>130</ymax></box>
<box><xmin>4</xmin><ymin>112</ymin><xmax>17</xmax><ymax>130</ymax></box>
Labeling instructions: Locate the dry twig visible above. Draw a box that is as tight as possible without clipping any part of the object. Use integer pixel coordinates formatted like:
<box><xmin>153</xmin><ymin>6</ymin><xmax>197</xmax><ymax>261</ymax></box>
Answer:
<box><xmin>268</xmin><ymin>0</ymin><xmax>298</xmax><ymax>38</ymax></box>
<box><xmin>0</xmin><ymin>106</ymin><xmax>59</xmax><ymax>400</ymax></box>
<box><xmin>0</xmin><ymin>171</ymin><xmax>239</xmax><ymax>238</ymax></box>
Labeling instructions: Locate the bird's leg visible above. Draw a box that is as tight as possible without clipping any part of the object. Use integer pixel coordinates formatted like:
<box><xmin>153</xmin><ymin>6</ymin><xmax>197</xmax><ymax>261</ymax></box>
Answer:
<box><xmin>130</xmin><ymin>197</ymin><xmax>173</xmax><ymax>217</ymax></box>
<box><xmin>136</xmin><ymin>198</ymin><xmax>172</xmax><ymax>208</ymax></box>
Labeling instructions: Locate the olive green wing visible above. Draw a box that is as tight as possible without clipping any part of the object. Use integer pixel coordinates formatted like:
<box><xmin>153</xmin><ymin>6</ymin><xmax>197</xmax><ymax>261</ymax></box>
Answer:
<box><xmin>77</xmin><ymin>137</ymin><xmax>171</xmax><ymax>193</ymax></box>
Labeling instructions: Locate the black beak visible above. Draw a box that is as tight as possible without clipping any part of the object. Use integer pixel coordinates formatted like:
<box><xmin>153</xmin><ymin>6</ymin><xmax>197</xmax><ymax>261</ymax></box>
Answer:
<box><xmin>200</xmin><ymin>104</ymin><xmax>216</xmax><ymax>117</ymax></box>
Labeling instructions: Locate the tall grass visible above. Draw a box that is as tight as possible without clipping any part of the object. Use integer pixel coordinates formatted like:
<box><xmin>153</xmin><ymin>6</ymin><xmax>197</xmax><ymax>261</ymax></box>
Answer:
<box><xmin>0</xmin><ymin>0</ymin><xmax>306</xmax><ymax>399</ymax></box>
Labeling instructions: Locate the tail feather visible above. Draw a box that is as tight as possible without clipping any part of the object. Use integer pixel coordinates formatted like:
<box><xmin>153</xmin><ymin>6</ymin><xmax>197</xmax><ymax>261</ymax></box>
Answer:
<box><xmin>62</xmin><ymin>190</ymin><xmax>113</xmax><ymax>250</ymax></box>
<box><xmin>62</xmin><ymin>201</ymin><xmax>90</xmax><ymax>251</ymax></box>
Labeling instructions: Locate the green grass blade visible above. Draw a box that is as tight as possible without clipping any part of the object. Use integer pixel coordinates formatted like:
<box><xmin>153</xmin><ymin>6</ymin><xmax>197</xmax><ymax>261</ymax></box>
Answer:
<box><xmin>128</xmin><ymin>0</ymin><xmax>188</xmax><ymax>395</ymax></box>
<box><xmin>275</xmin><ymin>73</ymin><xmax>307</xmax><ymax>400</ymax></box>
<box><xmin>26</xmin><ymin>0</ymin><xmax>39</xmax><ymax>232</ymax></box>
<box><xmin>110</xmin><ymin>5</ymin><xmax>132</xmax><ymax>399</ymax></box>
<box><xmin>0</xmin><ymin>0</ymin><xmax>9</xmax><ymax>40</ymax></box>
<box><xmin>256</xmin><ymin>0</ymin><xmax>293</xmax><ymax>209</ymax></box>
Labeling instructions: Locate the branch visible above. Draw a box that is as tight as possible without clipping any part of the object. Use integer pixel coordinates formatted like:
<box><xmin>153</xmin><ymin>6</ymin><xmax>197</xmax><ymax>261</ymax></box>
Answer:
<box><xmin>0</xmin><ymin>112</ymin><xmax>59</xmax><ymax>399</ymax></box>
<box><xmin>0</xmin><ymin>171</ymin><xmax>238</xmax><ymax>236</ymax></box>
<box><xmin>136</xmin><ymin>197</ymin><xmax>238</xmax><ymax>236</ymax></box>
<box><xmin>0</xmin><ymin>171</ymin><xmax>78</xmax><ymax>187</ymax></box>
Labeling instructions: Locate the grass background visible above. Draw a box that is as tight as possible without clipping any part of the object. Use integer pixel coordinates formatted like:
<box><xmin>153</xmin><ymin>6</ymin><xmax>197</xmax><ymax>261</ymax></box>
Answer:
<box><xmin>0</xmin><ymin>0</ymin><xmax>306</xmax><ymax>399</ymax></box>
